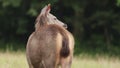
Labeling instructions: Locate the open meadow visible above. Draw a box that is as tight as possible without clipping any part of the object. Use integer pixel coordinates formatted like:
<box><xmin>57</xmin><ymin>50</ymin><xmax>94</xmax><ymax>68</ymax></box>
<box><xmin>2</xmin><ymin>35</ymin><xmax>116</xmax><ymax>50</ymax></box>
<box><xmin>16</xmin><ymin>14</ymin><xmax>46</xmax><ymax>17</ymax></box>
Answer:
<box><xmin>0</xmin><ymin>51</ymin><xmax>120</xmax><ymax>68</ymax></box>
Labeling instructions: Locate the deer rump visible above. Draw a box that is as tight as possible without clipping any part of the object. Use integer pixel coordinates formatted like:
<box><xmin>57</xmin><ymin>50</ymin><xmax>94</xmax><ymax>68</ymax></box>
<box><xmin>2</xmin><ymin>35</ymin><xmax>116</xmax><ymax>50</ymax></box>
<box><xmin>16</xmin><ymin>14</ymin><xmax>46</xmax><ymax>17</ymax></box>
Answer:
<box><xmin>26</xmin><ymin>24</ymin><xmax>73</xmax><ymax>68</ymax></box>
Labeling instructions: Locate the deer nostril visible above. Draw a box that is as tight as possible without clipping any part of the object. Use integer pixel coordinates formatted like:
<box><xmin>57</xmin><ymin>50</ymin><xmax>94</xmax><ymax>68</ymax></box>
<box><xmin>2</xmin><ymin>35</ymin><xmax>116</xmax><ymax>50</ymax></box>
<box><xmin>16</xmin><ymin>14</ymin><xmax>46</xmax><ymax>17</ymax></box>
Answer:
<box><xmin>64</xmin><ymin>24</ymin><xmax>67</xmax><ymax>28</ymax></box>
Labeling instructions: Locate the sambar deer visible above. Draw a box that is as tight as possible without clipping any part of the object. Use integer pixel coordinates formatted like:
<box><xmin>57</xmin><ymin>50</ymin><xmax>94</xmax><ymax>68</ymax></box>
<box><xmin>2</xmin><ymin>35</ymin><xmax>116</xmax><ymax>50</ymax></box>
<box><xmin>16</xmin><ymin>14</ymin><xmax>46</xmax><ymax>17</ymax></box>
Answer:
<box><xmin>26</xmin><ymin>4</ymin><xmax>74</xmax><ymax>68</ymax></box>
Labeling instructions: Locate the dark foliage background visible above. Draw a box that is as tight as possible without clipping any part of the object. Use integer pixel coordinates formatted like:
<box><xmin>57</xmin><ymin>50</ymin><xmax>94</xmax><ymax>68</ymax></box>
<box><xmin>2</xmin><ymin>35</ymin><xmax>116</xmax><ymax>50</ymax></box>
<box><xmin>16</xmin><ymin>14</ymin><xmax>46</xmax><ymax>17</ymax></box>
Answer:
<box><xmin>0</xmin><ymin>0</ymin><xmax>120</xmax><ymax>56</ymax></box>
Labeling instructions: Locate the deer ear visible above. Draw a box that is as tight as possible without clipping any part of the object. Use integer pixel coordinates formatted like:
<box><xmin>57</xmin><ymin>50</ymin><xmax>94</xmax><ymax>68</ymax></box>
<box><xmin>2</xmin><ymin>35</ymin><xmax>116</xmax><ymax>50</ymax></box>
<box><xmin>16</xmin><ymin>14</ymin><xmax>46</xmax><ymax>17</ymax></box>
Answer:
<box><xmin>40</xmin><ymin>5</ymin><xmax>47</xmax><ymax>15</ymax></box>
<box><xmin>40</xmin><ymin>4</ymin><xmax>51</xmax><ymax>15</ymax></box>
<box><xmin>46</xmin><ymin>4</ymin><xmax>51</xmax><ymax>13</ymax></box>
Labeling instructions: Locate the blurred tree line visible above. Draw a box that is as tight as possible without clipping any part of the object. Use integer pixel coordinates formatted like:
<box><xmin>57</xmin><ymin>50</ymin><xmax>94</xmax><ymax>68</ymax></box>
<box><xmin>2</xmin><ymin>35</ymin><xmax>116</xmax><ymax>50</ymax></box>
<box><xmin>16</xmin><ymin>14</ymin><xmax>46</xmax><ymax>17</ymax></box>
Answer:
<box><xmin>0</xmin><ymin>0</ymin><xmax>120</xmax><ymax>55</ymax></box>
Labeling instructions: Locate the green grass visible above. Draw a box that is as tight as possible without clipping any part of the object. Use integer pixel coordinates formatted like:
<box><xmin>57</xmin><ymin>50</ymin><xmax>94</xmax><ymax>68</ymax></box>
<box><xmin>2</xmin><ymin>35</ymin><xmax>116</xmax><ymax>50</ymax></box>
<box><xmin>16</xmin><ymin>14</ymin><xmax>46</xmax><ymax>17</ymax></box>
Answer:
<box><xmin>0</xmin><ymin>51</ymin><xmax>28</xmax><ymax>68</ymax></box>
<box><xmin>73</xmin><ymin>55</ymin><xmax>120</xmax><ymax>68</ymax></box>
<box><xmin>0</xmin><ymin>51</ymin><xmax>120</xmax><ymax>68</ymax></box>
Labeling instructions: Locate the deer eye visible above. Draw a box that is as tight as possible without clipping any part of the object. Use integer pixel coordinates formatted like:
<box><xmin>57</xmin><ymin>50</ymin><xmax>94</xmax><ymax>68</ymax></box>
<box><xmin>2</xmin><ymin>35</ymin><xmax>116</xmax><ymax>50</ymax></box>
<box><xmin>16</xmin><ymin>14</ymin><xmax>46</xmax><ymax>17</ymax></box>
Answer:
<box><xmin>54</xmin><ymin>18</ymin><xmax>57</xmax><ymax>20</ymax></box>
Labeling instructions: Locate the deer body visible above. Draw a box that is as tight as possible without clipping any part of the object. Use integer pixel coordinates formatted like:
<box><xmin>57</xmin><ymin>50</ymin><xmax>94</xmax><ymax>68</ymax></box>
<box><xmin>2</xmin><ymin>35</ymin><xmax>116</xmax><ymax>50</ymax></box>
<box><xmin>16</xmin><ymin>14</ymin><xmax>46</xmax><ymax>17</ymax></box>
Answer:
<box><xmin>26</xmin><ymin>4</ymin><xmax>74</xmax><ymax>68</ymax></box>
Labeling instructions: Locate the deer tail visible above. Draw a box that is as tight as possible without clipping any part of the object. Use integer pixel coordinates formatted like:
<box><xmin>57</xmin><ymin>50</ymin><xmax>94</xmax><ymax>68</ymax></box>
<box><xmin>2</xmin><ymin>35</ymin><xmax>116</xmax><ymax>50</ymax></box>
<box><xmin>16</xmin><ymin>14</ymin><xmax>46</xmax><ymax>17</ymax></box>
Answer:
<box><xmin>60</xmin><ymin>36</ymin><xmax>70</xmax><ymax>58</ymax></box>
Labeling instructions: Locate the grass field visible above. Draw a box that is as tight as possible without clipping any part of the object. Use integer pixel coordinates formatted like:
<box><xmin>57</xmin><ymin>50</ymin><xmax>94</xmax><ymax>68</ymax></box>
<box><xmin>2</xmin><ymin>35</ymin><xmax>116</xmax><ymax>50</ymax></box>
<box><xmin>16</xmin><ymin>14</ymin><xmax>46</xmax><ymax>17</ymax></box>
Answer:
<box><xmin>0</xmin><ymin>51</ymin><xmax>120</xmax><ymax>68</ymax></box>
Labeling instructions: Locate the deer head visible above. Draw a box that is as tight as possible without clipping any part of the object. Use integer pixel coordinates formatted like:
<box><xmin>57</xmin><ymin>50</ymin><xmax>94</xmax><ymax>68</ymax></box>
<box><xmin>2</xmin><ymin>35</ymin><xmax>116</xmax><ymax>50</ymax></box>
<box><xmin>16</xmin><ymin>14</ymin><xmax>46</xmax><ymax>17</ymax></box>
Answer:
<box><xmin>36</xmin><ymin>4</ymin><xmax>67</xmax><ymax>28</ymax></box>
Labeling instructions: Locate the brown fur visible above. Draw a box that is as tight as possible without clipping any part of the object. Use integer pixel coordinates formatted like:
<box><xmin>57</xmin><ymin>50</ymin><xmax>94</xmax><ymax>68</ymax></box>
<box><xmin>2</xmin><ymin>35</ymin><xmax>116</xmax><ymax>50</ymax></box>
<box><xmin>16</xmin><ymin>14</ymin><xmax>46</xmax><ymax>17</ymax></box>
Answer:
<box><xmin>26</xmin><ymin>5</ymin><xmax>74</xmax><ymax>68</ymax></box>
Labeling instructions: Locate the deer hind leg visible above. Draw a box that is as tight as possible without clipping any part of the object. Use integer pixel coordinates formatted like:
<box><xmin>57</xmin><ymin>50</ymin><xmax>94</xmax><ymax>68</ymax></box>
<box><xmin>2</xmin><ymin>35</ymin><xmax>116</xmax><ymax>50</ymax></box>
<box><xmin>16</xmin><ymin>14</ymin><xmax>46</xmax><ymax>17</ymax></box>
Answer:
<box><xmin>27</xmin><ymin>61</ymin><xmax>33</xmax><ymax>68</ymax></box>
<box><xmin>42</xmin><ymin>53</ymin><xmax>59</xmax><ymax>68</ymax></box>
<box><xmin>26</xmin><ymin>55</ymin><xmax>33</xmax><ymax>68</ymax></box>
<box><xmin>60</xmin><ymin>55</ymin><xmax>72</xmax><ymax>68</ymax></box>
